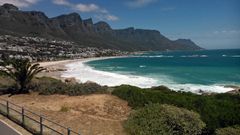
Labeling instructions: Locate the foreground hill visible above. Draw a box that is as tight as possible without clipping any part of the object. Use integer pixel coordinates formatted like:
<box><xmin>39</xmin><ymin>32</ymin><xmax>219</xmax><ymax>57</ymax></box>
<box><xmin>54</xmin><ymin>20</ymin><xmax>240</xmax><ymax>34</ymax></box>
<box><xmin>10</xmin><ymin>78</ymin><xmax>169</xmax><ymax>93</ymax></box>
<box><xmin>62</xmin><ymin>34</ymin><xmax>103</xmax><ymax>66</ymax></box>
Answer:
<box><xmin>0</xmin><ymin>93</ymin><xmax>131</xmax><ymax>135</ymax></box>
<box><xmin>0</xmin><ymin>3</ymin><xmax>202</xmax><ymax>51</ymax></box>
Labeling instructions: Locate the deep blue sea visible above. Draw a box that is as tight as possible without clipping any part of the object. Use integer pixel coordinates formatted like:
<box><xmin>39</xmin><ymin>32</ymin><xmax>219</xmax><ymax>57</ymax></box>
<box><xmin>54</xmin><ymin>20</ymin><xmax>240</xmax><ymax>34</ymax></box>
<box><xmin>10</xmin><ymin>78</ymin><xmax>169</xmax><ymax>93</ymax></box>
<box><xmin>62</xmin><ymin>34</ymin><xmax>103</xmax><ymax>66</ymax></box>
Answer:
<box><xmin>63</xmin><ymin>49</ymin><xmax>240</xmax><ymax>93</ymax></box>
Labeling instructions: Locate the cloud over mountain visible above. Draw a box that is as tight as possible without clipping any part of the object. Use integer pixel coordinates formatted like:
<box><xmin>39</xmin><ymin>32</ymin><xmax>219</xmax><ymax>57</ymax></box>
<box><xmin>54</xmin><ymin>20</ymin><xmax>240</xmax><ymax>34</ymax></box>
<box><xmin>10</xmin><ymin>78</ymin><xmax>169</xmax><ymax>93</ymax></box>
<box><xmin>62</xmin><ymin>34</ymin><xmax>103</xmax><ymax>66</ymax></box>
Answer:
<box><xmin>0</xmin><ymin>0</ymin><xmax>39</xmax><ymax>7</ymax></box>
<box><xmin>126</xmin><ymin>0</ymin><xmax>158</xmax><ymax>8</ymax></box>
<box><xmin>52</xmin><ymin>0</ymin><xmax>118</xmax><ymax>21</ymax></box>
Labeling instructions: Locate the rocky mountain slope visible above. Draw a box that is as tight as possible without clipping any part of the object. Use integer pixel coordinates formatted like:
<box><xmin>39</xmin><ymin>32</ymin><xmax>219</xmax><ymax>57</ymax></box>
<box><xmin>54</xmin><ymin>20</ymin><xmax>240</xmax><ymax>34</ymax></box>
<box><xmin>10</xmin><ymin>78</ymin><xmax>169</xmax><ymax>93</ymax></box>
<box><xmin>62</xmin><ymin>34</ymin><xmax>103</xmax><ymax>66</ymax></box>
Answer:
<box><xmin>0</xmin><ymin>3</ymin><xmax>202</xmax><ymax>51</ymax></box>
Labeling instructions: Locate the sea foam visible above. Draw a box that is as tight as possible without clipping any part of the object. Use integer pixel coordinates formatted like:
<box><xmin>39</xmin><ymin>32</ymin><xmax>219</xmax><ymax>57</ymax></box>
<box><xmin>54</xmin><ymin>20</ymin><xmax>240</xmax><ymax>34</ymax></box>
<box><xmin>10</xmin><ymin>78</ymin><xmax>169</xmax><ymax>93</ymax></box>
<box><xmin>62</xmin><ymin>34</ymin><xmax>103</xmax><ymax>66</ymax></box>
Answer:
<box><xmin>166</xmin><ymin>84</ymin><xmax>234</xmax><ymax>94</ymax></box>
<box><xmin>232</xmin><ymin>55</ymin><xmax>240</xmax><ymax>57</ymax></box>
<box><xmin>133</xmin><ymin>55</ymin><xmax>174</xmax><ymax>58</ymax></box>
<box><xmin>61</xmin><ymin>61</ymin><xmax>158</xmax><ymax>88</ymax></box>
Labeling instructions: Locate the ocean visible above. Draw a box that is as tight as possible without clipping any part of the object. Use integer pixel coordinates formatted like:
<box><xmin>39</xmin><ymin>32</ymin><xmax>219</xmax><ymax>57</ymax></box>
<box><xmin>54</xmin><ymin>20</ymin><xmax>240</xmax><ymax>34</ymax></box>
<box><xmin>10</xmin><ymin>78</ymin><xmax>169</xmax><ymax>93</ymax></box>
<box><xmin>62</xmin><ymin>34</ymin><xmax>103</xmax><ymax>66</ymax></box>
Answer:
<box><xmin>62</xmin><ymin>49</ymin><xmax>240</xmax><ymax>93</ymax></box>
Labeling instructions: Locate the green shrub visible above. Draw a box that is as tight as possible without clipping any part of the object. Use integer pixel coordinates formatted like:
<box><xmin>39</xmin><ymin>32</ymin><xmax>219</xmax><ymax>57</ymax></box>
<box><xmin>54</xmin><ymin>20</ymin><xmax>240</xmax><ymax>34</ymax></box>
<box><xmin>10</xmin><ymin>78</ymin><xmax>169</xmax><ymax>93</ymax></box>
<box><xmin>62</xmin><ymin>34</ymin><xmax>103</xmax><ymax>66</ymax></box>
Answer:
<box><xmin>112</xmin><ymin>85</ymin><xmax>147</xmax><ymax>107</ymax></box>
<box><xmin>125</xmin><ymin>104</ymin><xmax>205</xmax><ymax>135</ymax></box>
<box><xmin>30</xmin><ymin>77</ymin><xmax>108</xmax><ymax>96</ymax></box>
<box><xmin>0</xmin><ymin>76</ymin><xmax>15</xmax><ymax>88</ymax></box>
<box><xmin>150</xmin><ymin>85</ymin><xmax>171</xmax><ymax>91</ymax></box>
<box><xmin>215</xmin><ymin>125</ymin><xmax>240</xmax><ymax>135</ymax></box>
<box><xmin>112</xmin><ymin>85</ymin><xmax>240</xmax><ymax>134</ymax></box>
<box><xmin>60</xmin><ymin>105</ymin><xmax>70</xmax><ymax>112</ymax></box>
<box><xmin>67</xmin><ymin>83</ymin><xmax>108</xmax><ymax>96</ymax></box>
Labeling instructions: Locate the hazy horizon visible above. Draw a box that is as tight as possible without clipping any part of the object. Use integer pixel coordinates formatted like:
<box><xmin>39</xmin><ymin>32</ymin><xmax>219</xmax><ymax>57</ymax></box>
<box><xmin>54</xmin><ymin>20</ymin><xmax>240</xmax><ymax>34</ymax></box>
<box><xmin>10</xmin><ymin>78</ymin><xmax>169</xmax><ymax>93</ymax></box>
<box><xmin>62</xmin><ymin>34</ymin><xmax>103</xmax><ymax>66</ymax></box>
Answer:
<box><xmin>0</xmin><ymin>0</ymin><xmax>239</xmax><ymax>49</ymax></box>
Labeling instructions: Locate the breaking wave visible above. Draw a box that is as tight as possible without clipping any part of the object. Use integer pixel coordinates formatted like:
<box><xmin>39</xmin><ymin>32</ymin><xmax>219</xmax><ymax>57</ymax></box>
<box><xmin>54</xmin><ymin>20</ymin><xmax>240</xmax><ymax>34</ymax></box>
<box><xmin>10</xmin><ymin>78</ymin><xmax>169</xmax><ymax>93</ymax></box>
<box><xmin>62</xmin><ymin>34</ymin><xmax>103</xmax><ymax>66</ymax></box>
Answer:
<box><xmin>61</xmin><ymin>61</ymin><xmax>158</xmax><ymax>88</ymax></box>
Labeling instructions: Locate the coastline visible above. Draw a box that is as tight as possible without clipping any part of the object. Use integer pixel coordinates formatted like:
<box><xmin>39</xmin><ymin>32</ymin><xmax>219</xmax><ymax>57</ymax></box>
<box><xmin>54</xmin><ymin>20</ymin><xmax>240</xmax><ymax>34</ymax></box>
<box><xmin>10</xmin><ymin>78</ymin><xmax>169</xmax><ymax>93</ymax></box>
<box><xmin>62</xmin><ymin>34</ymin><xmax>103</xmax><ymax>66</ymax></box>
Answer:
<box><xmin>37</xmin><ymin>55</ymin><xmax>240</xmax><ymax>94</ymax></box>
<box><xmin>37</xmin><ymin>56</ymin><xmax>126</xmax><ymax>81</ymax></box>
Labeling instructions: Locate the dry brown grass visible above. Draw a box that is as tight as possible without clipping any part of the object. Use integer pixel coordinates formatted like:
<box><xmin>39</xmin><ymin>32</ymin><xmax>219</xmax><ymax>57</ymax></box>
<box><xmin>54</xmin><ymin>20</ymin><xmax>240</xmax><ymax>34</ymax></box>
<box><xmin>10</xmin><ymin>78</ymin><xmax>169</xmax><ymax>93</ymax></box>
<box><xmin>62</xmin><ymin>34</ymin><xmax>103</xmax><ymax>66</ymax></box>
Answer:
<box><xmin>0</xmin><ymin>93</ymin><xmax>131</xmax><ymax>135</ymax></box>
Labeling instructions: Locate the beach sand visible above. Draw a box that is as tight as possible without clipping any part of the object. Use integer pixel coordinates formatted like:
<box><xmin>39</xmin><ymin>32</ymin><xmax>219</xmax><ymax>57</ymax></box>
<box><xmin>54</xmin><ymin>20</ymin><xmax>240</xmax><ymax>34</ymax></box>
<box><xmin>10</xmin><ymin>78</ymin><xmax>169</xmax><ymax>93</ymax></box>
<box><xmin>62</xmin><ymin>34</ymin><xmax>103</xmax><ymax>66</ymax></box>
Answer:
<box><xmin>37</xmin><ymin>56</ymin><xmax>121</xmax><ymax>81</ymax></box>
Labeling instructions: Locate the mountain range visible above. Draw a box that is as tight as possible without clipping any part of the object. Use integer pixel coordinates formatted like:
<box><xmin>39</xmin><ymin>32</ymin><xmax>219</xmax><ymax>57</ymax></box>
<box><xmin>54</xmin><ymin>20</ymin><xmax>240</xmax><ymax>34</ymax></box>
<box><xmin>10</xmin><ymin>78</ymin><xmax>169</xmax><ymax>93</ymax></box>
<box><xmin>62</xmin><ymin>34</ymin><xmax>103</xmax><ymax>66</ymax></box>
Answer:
<box><xmin>0</xmin><ymin>3</ymin><xmax>202</xmax><ymax>51</ymax></box>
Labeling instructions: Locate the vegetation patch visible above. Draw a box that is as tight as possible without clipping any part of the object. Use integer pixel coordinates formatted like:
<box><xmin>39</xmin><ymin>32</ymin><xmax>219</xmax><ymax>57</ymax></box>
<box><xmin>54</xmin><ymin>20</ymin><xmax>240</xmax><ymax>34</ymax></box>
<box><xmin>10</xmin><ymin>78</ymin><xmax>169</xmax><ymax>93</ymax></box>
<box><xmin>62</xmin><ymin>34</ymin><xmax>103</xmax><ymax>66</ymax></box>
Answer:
<box><xmin>0</xmin><ymin>76</ymin><xmax>15</xmax><ymax>87</ymax></box>
<box><xmin>112</xmin><ymin>85</ymin><xmax>240</xmax><ymax>134</ymax></box>
<box><xmin>215</xmin><ymin>125</ymin><xmax>240</xmax><ymax>135</ymax></box>
<box><xmin>59</xmin><ymin>104</ymin><xmax>70</xmax><ymax>112</ymax></box>
<box><xmin>0</xmin><ymin>58</ymin><xmax>45</xmax><ymax>95</ymax></box>
<box><xmin>31</xmin><ymin>77</ymin><xmax>109</xmax><ymax>96</ymax></box>
<box><xmin>125</xmin><ymin>104</ymin><xmax>205</xmax><ymax>135</ymax></box>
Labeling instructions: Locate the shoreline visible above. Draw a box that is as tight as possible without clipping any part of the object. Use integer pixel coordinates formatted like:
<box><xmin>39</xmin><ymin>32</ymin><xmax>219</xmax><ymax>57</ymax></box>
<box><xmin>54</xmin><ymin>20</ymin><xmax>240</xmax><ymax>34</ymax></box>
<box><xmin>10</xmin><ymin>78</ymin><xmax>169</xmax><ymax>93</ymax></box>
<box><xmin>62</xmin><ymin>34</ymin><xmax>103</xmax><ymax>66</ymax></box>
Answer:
<box><xmin>37</xmin><ymin>56</ymin><xmax>126</xmax><ymax>81</ymax></box>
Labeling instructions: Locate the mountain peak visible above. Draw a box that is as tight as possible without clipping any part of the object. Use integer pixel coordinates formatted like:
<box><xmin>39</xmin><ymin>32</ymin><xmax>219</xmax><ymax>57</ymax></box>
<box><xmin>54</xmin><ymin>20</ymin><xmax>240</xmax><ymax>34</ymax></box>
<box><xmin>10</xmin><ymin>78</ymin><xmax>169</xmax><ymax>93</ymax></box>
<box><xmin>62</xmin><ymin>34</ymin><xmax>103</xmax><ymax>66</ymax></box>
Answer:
<box><xmin>1</xmin><ymin>3</ymin><xmax>19</xmax><ymax>11</ymax></box>
<box><xmin>68</xmin><ymin>12</ymin><xmax>80</xmax><ymax>17</ymax></box>
<box><xmin>83</xmin><ymin>18</ymin><xmax>93</xmax><ymax>25</ymax></box>
<box><xmin>125</xmin><ymin>27</ymin><xmax>135</xmax><ymax>31</ymax></box>
<box><xmin>55</xmin><ymin>12</ymin><xmax>82</xmax><ymax>21</ymax></box>
<box><xmin>52</xmin><ymin>12</ymin><xmax>82</xmax><ymax>27</ymax></box>
<box><xmin>175</xmin><ymin>39</ymin><xmax>191</xmax><ymax>42</ymax></box>
<box><xmin>26</xmin><ymin>11</ymin><xmax>48</xmax><ymax>19</ymax></box>
<box><xmin>94</xmin><ymin>21</ymin><xmax>112</xmax><ymax>32</ymax></box>
<box><xmin>174</xmin><ymin>39</ymin><xmax>194</xmax><ymax>44</ymax></box>
<box><xmin>174</xmin><ymin>39</ymin><xmax>202</xmax><ymax>50</ymax></box>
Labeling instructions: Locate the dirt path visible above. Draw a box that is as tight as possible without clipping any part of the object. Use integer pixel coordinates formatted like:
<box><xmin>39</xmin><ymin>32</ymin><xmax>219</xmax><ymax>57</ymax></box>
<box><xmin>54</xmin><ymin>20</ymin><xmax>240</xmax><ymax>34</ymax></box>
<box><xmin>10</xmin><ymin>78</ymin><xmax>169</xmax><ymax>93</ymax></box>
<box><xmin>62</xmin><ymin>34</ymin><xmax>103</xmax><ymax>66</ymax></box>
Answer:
<box><xmin>0</xmin><ymin>93</ymin><xmax>131</xmax><ymax>135</ymax></box>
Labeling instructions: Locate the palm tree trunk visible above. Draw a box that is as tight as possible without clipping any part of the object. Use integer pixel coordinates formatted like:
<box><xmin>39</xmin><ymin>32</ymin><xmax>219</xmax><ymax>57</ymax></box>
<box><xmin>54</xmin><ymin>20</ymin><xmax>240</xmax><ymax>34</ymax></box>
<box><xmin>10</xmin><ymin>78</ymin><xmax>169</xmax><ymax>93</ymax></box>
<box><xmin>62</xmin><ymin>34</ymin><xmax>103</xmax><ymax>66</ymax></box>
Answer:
<box><xmin>18</xmin><ymin>82</ymin><xmax>28</xmax><ymax>94</ymax></box>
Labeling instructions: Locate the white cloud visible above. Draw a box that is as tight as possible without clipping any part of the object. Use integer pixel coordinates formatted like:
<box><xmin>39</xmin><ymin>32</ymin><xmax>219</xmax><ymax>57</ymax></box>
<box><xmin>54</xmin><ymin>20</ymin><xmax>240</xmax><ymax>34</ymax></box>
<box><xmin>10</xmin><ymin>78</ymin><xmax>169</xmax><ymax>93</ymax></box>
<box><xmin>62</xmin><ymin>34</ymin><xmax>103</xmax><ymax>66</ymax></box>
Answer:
<box><xmin>0</xmin><ymin>0</ymin><xmax>39</xmax><ymax>7</ymax></box>
<box><xmin>127</xmin><ymin>0</ymin><xmax>157</xmax><ymax>8</ymax></box>
<box><xmin>52</xmin><ymin>0</ymin><xmax>118</xmax><ymax>21</ymax></box>
<box><xmin>75</xmin><ymin>3</ymin><xmax>99</xmax><ymax>12</ymax></box>
<box><xmin>213</xmin><ymin>30</ymin><xmax>240</xmax><ymax>35</ymax></box>
<box><xmin>53</xmin><ymin>0</ymin><xmax>99</xmax><ymax>13</ymax></box>
<box><xmin>100</xmin><ymin>9</ymin><xmax>108</xmax><ymax>14</ymax></box>
<box><xmin>53</xmin><ymin>0</ymin><xmax>101</xmax><ymax>13</ymax></box>
<box><xmin>52</xmin><ymin>0</ymin><xmax>70</xmax><ymax>6</ymax></box>
<box><xmin>106</xmin><ymin>15</ymin><xmax>119</xmax><ymax>21</ymax></box>
<box><xmin>95</xmin><ymin>14</ymin><xmax>119</xmax><ymax>21</ymax></box>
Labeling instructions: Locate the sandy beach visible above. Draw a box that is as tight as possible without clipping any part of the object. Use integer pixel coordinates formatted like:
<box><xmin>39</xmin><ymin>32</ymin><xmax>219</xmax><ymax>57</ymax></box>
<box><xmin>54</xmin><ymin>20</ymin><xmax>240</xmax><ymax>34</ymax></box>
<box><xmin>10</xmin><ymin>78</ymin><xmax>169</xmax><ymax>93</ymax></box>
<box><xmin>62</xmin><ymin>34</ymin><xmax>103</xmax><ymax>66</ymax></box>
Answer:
<box><xmin>37</xmin><ymin>56</ymin><xmax>124</xmax><ymax>81</ymax></box>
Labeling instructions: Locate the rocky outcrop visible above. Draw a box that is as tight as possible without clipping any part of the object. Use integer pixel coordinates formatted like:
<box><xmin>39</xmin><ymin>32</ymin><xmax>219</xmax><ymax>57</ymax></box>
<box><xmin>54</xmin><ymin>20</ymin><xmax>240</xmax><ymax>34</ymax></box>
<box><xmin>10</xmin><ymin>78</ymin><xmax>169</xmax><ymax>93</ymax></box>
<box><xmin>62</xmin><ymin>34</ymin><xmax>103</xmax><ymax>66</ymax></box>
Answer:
<box><xmin>65</xmin><ymin>77</ymin><xmax>78</xmax><ymax>84</ymax></box>
<box><xmin>1</xmin><ymin>3</ymin><xmax>18</xmax><ymax>11</ymax></box>
<box><xmin>173</xmin><ymin>39</ymin><xmax>202</xmax><ymax>50</ymax></box>
<box><xmin>94</xmin><ymin>21</ymin><xmax>112</xmax><ymax>32</ymax></box>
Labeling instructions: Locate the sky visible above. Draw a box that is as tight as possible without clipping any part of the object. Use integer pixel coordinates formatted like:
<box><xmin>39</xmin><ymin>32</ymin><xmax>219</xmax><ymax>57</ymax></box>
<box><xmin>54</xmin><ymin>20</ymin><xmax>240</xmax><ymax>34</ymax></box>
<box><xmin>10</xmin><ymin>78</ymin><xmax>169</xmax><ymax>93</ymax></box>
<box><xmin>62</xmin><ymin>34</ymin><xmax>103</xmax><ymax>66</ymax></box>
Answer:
<box><xmin>0</xmin><ymin>0</ymin><xmax>240</xmax><ymax>49</ymax></box>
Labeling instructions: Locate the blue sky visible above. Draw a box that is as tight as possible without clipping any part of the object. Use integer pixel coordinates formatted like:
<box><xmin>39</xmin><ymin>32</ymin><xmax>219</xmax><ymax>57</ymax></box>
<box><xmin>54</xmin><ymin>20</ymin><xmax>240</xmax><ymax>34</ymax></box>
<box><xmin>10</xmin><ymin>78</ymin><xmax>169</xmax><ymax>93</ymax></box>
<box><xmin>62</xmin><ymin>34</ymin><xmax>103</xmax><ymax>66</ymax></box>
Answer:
<box><xmin>0</xmin><ymin>0</ymin><xmax>240</xmax><ymax>49</ymax></box>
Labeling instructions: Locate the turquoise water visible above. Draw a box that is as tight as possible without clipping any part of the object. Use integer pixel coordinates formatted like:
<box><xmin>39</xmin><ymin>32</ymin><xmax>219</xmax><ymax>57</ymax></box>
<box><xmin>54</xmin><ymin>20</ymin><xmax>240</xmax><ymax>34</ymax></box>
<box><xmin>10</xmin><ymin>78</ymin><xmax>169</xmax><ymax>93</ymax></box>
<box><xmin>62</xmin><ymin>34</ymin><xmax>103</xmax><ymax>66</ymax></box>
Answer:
<box><xmin>85</xmin><ymin>49</ymin><xmax>240</xmax><ymax>92</ymax></box>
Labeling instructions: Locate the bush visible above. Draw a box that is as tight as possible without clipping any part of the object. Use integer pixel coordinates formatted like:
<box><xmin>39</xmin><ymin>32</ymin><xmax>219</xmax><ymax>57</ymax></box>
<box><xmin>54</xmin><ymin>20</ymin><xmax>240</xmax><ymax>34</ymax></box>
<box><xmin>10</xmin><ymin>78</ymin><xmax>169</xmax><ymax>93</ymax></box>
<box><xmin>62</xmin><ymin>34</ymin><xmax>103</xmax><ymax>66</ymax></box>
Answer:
<box><xmin>151</xmin><ymin>85</ymin><xmax>171</xmax><ymax>91</ymax></box>
<box><xmin>0</xmin><ymin>76</ymin><xmax>16</xmax><ymax>95</ymax></box>
<box><xmin>112</xmin><ymin>85</ymin><xmax>240</xmax><ymax>134</ymax></box>
<box><xmin>0</xmin><ymin>76</ymin><xmax>15</xmax><ymax>88</ymax></box>
<box><xmin>125</xmin><ymin>104</ymin><xmax>205</xmax><ymax>135</ymax></box>
<box><xmin>59</xmin><ymin>105</ymin><xmax>70</xmax><ymax>112</ymax></box>
<box><xmin>215</xmin><ymin>125</ymin><xmax>240</xmax><ymax>135</ymax></box>
<box><xmin>30</xmin><ymin>77</ymin><xmax>108</xmax><ymax>96</ymax></box>
<box><xmin>112</xmin><ymin>85</ymin><xmax>148</xmax><ymax>107</ymax></box>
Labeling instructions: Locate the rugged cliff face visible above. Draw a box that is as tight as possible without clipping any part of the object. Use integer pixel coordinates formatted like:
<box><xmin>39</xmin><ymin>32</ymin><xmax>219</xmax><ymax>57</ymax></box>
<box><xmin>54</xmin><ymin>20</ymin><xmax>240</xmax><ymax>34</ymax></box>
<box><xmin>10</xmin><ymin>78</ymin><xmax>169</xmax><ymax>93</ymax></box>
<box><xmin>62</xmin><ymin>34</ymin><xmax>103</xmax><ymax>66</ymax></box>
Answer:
<box><xmin>0</xmin><ymin>3</ymin><xmax>202</xmax><ymax>51</ymax></box>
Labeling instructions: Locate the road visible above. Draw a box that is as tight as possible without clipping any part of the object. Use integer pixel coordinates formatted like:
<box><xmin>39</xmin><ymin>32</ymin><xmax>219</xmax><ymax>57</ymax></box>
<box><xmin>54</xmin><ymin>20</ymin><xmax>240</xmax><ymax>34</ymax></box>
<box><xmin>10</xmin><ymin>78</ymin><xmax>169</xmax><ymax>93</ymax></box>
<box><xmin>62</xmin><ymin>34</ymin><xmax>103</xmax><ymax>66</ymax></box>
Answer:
<box><xmin>0</xmin><ymin>119</ymin><xmax>22</xmax><ymax>135</ymax></box>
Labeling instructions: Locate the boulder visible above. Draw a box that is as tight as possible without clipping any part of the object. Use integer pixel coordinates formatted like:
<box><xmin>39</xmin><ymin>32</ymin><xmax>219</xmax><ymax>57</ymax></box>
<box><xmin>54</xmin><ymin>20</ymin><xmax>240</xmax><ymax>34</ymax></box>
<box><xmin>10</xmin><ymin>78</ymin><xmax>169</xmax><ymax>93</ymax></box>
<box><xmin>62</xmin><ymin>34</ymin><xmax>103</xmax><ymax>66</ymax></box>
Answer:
<box><xmin>65</xmin><ymin>77</ymin><xmax>77</xmax><ymax>84</ymax></box>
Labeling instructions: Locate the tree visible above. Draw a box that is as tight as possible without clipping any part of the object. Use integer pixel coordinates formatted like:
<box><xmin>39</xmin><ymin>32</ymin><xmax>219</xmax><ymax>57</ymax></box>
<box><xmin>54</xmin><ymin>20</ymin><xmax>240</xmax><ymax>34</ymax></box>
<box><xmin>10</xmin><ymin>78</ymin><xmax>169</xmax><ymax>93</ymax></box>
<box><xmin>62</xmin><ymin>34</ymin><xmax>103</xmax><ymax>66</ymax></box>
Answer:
<box><xmin>125</xmin><ymin>104</ymin><xmax>205</xmax><ymax>135</ymax></box>
<box><xmin>0</xmin><ymin>58</ymin><xmax>45</xmax><ymax>94</ymax></box>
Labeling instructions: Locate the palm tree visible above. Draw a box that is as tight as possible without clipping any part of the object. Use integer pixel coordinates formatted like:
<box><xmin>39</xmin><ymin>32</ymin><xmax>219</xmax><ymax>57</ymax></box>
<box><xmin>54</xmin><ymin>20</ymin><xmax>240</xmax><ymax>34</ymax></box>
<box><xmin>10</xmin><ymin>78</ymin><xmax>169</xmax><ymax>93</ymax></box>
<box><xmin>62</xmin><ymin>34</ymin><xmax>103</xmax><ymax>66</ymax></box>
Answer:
<box><xmin>0</xmin><ymin>58</ymin><xmax>45</xmax><ymax>94</ymax></box>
